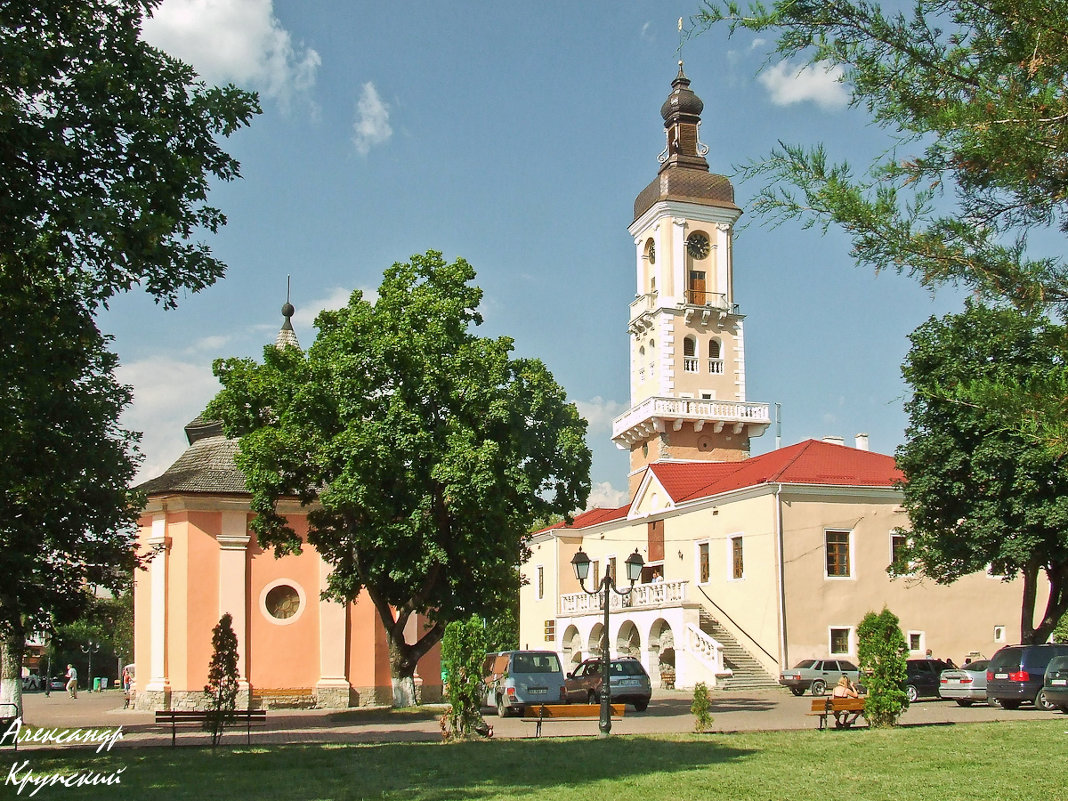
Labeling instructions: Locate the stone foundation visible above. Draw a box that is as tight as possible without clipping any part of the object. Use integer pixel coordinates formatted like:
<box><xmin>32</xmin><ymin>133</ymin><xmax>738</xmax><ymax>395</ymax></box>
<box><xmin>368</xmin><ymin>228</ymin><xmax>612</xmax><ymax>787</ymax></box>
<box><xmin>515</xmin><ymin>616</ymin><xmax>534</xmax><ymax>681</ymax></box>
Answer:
<box><xmin>131</xmin><ymin>683</ymin><xmax>442</xmax><ymax>710</ymax></box>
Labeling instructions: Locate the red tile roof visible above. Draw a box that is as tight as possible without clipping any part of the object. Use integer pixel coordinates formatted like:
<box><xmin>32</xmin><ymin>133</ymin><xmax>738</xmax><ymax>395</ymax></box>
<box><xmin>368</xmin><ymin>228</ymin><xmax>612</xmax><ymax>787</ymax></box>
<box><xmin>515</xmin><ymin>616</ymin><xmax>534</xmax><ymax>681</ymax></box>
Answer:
<box><xmin>536</xmin><ymin>440</ymin><xmax>900</xmax><ymax>532</ymax></box>
<box><xmin>650</xmin><ymin>439</ymin><xmax>902</xmax><ymax>503</ymax></box>
<box><xmin>533</xmin><ymin>504</ymin><xmax>631</xmax><ymax>534</ymax></box>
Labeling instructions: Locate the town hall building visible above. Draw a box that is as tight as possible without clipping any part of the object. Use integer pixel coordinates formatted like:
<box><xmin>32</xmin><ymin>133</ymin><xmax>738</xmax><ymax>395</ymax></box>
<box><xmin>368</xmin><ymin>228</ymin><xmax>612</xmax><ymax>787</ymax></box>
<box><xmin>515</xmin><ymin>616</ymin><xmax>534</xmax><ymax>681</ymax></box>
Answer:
<box><xmin>518</xmin><ymin>64</ymin><xmax>1045</xmax><ymax>690</ymax></box>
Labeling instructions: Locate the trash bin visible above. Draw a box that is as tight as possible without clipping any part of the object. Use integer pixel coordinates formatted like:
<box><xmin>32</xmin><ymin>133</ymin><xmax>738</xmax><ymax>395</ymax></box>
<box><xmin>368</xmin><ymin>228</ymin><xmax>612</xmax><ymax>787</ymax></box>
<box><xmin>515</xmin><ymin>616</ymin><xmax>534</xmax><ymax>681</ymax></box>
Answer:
<box><xmin>101</xmin><ymin>678</ymin><xmax>108</xmax><ymax>690</ymax></box>
<box><xmin>93</xmin><ymin>677</ymin><xmax>101</xmax><ymax>692</ymax></box>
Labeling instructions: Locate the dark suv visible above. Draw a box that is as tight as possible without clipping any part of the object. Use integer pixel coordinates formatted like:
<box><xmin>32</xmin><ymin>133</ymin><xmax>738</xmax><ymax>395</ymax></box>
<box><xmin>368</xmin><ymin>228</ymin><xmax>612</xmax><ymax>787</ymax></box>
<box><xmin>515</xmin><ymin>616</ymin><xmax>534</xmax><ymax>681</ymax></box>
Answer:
<box><xmin>986</xmin><ymin>643</ymin><xmax>1068</xmax><ymax>710</ymax></box>
<box><xmin>905</xmin><ymin>659</ymin><xmax>950</xmax><ymax>702</ymax></box>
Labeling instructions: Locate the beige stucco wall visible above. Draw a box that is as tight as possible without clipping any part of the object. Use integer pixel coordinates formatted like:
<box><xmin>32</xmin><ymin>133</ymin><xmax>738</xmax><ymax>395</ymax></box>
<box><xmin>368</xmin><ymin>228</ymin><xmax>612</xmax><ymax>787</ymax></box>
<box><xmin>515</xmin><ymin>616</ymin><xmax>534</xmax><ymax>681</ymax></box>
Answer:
<box><xmin>780</xmin><ymin>488</ymin><xmax>1046</xmax><ymax>666</ymax></box>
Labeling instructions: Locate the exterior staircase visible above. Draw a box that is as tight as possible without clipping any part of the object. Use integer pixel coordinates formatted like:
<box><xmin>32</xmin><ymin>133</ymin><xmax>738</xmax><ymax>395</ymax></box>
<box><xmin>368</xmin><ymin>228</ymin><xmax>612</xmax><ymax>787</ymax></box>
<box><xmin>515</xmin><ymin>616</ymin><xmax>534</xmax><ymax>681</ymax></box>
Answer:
<box><xmin>698</xmin><ymin>611</ymin><xmax>780</xmax><ymax>691</ymax></box>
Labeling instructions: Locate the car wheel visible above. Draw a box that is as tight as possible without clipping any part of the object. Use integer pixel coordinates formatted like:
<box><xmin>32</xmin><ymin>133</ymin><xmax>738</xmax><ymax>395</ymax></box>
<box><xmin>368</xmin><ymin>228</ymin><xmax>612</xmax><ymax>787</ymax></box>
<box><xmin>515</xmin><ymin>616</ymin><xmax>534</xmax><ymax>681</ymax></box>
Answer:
<box><xmin>1036</xmin><ymin>689</ymin><xmax>1056</xmax><ymax>711</ymax></box>
<box><xmin>955</xmin><ymin>699</ymin><xmax>973</xmax><ymax>707</ymax></box>
<box><xmin>633</xmin><ymin>700</ymin><xmax>648</xmax><ymax>712</ymax></box>
<box><xmin>906</xmin><ymin>684</ymin><xmax>919</xmax><ymax>703</ymax></box>
<box><xmin>790</xmin><ymin>687</ymin><xmax>806</xmax><ymax>697</ymax></box>
<box><xmin>497</xmin><ymin>695</ymin><xmax>509</xmax><ymax>717</ymax></box>
<box><xmin>809</xmin><ymin>680</ymin><xmax>826</xmax><ymax>696</ymax></box>
<box><xmin>1000</xmin><ymin>699</ymin><xmax>1021</xmax><ymax>710</ymax></box>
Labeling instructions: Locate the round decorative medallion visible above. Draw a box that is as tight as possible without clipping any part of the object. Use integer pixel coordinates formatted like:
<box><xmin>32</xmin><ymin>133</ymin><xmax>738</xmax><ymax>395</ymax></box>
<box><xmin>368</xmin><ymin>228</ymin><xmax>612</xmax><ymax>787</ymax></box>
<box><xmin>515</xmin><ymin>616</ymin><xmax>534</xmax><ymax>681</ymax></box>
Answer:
<box><xmin>686</xmin><ymin>232</ymin><xmax>710</xmax><ymax>259</ymax></box>
<box><xmin>265</xmin><ymin>584</ymin><xmax>301</xmax><ymax>620</ymax></box>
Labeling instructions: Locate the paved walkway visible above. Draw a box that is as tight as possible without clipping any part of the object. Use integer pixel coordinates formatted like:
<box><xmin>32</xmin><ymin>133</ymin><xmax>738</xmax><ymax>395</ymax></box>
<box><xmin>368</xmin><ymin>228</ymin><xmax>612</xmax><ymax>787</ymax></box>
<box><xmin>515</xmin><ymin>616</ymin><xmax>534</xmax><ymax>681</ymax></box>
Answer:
<box><xmin>8</xmin><ymin>687</ymin><xmax>1059</xmax><ymax>750</ymax></box>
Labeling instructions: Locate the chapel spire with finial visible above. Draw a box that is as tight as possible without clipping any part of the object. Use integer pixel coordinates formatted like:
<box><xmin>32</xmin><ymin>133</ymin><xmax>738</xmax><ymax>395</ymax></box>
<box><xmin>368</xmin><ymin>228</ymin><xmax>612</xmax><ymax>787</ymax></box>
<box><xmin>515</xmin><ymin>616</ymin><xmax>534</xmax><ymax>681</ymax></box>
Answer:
<box><xmin>275</xmin><ymin>275</ymin><xmax>300</xmax><ymax>350</ymax></box>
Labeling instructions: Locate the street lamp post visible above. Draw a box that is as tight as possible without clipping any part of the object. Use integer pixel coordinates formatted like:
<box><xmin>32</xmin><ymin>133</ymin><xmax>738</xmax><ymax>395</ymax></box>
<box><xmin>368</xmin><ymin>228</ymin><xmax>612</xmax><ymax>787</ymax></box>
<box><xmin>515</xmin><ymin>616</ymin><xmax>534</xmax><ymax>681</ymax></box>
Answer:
<box><xmin>570</xmin><ymin>547</ymin><xmax>644</xmax><ymax>737</ymax></box>
<box><xmin>80</xmin><ymin>641</ymin><xmax>100</xmax><ymax>692</ymax></box>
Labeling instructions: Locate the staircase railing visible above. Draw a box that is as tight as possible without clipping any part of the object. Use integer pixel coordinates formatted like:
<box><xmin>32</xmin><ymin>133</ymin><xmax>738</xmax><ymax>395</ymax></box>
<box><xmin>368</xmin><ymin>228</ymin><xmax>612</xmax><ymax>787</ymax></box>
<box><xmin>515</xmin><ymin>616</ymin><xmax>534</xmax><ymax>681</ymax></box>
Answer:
<box><xmin>685</xmin><ymin>623</ymin><xmax>731</xmax><ymax>677</ymax></box>
<box><xmin>697</xmin><ymin>585</ymin><xmax>779</xmax><ymax>666</ymax></box>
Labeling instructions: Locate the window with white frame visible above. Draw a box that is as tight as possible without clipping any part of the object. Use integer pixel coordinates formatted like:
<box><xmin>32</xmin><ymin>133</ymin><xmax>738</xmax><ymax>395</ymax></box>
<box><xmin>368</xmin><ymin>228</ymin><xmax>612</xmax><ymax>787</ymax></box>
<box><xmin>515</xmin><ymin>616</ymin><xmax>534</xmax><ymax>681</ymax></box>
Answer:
<box><xmin>537</xmin><ymin>566</ymin><xmax>544</xmax><ymax>600</ymax></box>
<box><xmin>728</xmin><ymin>535</ymin><xmax>744</xmax><ymax>580</ymax></box>
<box><xmin>993</xmin><ymin>625</ymin><xmax>1006</xmax><ymax>643</ymax></box>
<box><xmin>825</xmin><ymin>530</ymin><xmax>852</xmax><ymax>578</ymax></box>
<box><xmin>908</xmin><ymin>631</ymin><xmax>925</xmax><ymax>653</ymax></box>
<box><xmin>890</xmin><ymin>530</ymin><xmax>911</xmax><ymax>573</ymax></box>
<box><xmin>697</xmin><ymin>541</ymin><xmax>710</xmax><ymax>583</ymax></box>
<box><xmin>829</xmin><ymin>627</ymin><xmax>852</xmax><ymax>656</ymax></box>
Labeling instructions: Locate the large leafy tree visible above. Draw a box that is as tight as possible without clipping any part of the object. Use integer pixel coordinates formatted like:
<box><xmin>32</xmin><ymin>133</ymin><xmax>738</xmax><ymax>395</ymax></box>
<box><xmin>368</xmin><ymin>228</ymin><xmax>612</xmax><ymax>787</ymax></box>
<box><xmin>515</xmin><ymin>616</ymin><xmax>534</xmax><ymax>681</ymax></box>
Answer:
<box><xmin>694</xmin><ymin>1</ymin><xmax>1068</xmax><ymax>447</ymax></box>
<box><xmin>896</xmin><ymin>302</ymin><xmax>1068</xmax><ymax>643</ymax></box>
<box><xmin>0</xmin><ymin>0</ymin><xmax>258</xmax><ymax>710</ymax></box>
<box><xmin>206</xmin><ymin>251</ymin><xmax>591</xmax><ymax>706</ymax></box>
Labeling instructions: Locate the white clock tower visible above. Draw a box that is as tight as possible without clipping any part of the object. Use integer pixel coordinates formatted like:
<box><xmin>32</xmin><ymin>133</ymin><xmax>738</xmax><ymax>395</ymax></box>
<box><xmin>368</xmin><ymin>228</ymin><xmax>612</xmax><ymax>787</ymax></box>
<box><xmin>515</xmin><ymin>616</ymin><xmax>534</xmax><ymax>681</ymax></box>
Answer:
<box><xmin>613</xmin><ymin>64</ymin><xmax>771</xmax><ymax>493</ymax></box>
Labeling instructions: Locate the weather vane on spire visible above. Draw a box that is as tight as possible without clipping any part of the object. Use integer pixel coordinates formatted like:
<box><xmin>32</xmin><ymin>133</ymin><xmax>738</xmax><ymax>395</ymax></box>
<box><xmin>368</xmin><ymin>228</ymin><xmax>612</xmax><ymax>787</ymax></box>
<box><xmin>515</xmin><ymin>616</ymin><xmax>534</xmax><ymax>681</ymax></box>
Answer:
<box><xmin>677</xmin><ymin>16</ymin><xmax>685</xmax><ymax>63</ymax></box>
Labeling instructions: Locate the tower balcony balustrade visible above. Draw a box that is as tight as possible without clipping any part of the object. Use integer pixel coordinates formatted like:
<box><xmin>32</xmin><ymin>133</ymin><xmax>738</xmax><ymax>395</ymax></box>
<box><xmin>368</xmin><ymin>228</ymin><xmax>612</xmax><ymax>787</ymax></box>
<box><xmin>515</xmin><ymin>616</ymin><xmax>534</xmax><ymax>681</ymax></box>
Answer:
<box><xmin>612</xmin><ymin>396</ymin><xmax>771</xmax><ymax>447</ymax></box>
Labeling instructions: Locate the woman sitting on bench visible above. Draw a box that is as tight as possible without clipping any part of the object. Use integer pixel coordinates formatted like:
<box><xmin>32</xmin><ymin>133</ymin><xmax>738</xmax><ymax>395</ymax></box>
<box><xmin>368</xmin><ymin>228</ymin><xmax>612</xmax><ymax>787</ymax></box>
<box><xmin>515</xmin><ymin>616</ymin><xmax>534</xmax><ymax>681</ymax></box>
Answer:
<box><xmin>831</xmin><ymin>675</ymin><xmax>861</xmax><ymax>727</ymax></box>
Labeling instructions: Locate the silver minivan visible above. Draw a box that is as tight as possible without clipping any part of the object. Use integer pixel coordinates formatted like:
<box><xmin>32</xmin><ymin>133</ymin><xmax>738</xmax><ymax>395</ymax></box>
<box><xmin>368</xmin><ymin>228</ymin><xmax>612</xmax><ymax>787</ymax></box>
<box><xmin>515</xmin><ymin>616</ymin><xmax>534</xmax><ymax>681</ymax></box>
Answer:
<box><xmin>483</xmin><ymin>650</ymin><xmax>566</xmax><ymax>716</ymax></box>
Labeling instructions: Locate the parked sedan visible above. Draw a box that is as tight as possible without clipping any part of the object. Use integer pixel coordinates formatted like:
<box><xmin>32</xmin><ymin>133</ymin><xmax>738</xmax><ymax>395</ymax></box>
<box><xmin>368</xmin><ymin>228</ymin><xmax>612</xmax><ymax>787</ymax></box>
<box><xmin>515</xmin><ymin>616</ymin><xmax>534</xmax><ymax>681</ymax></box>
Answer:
<box><xmin>1041</xmin><ymin>655</ymin><xmax>1068</xmax><ymax>712</ymax></box>
<box><xmin>564</xmin><ymin>657</ymin><xmax>652</xmax><ymax>711</ymax></box>
<box><xmin>906</xmin><ymin>658</ymin><xmax>950</xmax><ymax>702</ymax></box>
<box><xmin>938</xmin><ymin>659</ymin><xmax>990</xmax><ymax>706</ymax></box>
<box><xmin>779</xmin><ymin>659</ymin><xmax>862</xmax><ymax>696</ymax></box>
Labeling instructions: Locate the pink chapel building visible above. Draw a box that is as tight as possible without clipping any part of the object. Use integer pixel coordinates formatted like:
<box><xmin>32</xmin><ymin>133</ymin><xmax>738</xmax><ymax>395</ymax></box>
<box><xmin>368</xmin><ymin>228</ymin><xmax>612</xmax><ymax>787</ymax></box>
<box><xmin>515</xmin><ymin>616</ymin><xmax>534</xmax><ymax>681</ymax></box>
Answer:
<box><xmin>132</xmin><ymin>307</ymin><xmax>441</xmax><ymax>710</ymax></box>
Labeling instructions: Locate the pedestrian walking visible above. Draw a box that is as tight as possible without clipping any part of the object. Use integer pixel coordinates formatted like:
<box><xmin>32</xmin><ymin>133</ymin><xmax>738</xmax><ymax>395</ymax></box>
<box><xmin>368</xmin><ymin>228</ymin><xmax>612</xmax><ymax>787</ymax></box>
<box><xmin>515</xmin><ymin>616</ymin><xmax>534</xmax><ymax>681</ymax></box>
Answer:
<box><xmin>65</xmin><ymin>664</ymin><xmax>78</xmax><ymax>698</ymax></box>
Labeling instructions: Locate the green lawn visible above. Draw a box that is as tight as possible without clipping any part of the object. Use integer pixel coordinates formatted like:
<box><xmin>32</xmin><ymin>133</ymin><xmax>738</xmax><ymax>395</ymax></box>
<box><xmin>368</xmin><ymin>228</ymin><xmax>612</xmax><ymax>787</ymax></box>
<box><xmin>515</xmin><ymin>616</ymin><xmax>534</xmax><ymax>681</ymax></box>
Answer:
<box><xmin>7</xmin><ymin>720</ymin><xmax>1064</xmax><ymax>800</ymax></box>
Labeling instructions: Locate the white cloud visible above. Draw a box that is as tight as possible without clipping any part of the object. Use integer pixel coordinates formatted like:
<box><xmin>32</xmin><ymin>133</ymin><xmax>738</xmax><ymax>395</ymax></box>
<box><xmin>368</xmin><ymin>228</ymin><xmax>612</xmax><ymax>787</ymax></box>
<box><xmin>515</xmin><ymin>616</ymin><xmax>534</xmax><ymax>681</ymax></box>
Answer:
<box><xmin>352</xmin><ymin>82</ymin><xmax>392</xmax><ymax>155</ymax></box>
<box><xmin>117</xmin><ymin>358</ymin><xmax>223</xmax><ymax>481</ymax></box>
<box><xmin>575</xmin><ymin>396</ymin><xmax>628</xmax><ymax>432</ymax></box>
<box><xmin>142</xmin><ymin>0</ymin><xmax>320</xmax><ymax>103</ymax></box>
<box><xmin>758</xmin><ymin>60</ymin><xmax>848</xmax><ymax>110</ymax></box>
<box><xmin>586</xmin><ymin>481</ymin><xmax>628</xmax><ymax>510</ymax></box>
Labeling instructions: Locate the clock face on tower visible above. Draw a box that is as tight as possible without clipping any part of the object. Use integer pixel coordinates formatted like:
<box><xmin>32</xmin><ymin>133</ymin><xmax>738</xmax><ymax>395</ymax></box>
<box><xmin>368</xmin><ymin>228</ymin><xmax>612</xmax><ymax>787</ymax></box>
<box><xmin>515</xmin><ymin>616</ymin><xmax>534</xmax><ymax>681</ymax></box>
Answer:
<box><xmin>686</xmin><ymin>232</ymin><xmax>710</xmax><ymax>259</ymax></box>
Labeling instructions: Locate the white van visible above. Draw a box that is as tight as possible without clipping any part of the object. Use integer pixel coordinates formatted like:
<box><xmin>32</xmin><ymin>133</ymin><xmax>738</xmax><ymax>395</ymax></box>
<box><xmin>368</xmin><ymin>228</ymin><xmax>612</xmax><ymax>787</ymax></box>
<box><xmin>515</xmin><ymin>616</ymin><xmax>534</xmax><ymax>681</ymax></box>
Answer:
<box><xmin>482</xmin><ymin>650</ymin><xmax>566</xmax><ymax>716</ymax></box>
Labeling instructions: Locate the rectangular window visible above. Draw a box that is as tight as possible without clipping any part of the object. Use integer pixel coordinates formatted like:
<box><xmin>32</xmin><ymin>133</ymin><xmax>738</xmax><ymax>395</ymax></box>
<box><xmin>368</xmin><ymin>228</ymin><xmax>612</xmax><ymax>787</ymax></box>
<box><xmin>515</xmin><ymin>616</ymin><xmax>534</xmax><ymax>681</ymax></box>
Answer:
<box><xmin>908</xmin><ymin>631</ymin><xmax>924</xmax><ymax>653</ymax></box>
<box><xmin>607</xmin><ymin>557</ymin><xmax>616</xmax><ymax>581</ymax></box>
<box><xmin>825</xmin><ymin>530</ymin><xmax>851</xmax><ymax>578</ymax></box>
<box><xmin>537</xmin><ymin>566</ymin><xmax>544</xmax><ymax>600</ymax></box>
<box><xmin>591</xmin><ymin>560</ymin><xmax>599</xmax><ymax>587</ymax></box>
<box><xmin>829</xmin><ymin>627</ymin><xmax>851</xmax><ymax>656</ymax></box>
<box><xmin>543</xmin><ymin>619</ymin><xmax>555</xmax><ymax>641</ymax></box>
<box><xmin>730</xmin><ymin>536</ymin><xmax>744</xmax><ymax>580</ymax></box>
<box><xmin>698</xmin><ymin>542</ymin><xmax>710</xmax><ymax>583</ymax></box>
<box><xmin>994</xmin><ymin>625</ymin><xmax>1006</xmax><ymax>643</ymax></box>
<box><xmin>890</xmin><ymin>532</ymin><xmax>908</xmax><ymax>568</ymax></box>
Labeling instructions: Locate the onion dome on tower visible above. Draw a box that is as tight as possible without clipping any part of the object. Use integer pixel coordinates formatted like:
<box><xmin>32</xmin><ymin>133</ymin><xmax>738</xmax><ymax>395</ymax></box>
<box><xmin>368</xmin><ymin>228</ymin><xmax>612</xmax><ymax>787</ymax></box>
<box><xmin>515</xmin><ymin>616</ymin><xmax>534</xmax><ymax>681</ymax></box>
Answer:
<box><xmin>633</xmin><ymin>61</ymin><xmax>738</xmax><ymax>223</ymax></box>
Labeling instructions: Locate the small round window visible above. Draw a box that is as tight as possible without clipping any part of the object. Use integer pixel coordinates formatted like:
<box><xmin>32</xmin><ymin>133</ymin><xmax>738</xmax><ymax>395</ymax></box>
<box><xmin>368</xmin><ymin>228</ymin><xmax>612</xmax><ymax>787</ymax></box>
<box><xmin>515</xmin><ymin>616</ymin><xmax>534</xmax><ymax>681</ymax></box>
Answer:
<box><xmin>265</xmin><ymin>584</ymin><xmax>301</xmax><ymax>620</ymax></box>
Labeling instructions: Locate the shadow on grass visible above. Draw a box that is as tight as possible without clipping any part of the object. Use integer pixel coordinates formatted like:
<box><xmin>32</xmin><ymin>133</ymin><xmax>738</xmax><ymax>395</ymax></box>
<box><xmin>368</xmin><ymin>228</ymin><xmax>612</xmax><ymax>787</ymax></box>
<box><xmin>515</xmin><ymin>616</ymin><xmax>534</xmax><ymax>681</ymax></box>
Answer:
<box><xmin>28</xmin><ymin>736</ymin><xmax>756</xmax><ymax>801</ymax></box>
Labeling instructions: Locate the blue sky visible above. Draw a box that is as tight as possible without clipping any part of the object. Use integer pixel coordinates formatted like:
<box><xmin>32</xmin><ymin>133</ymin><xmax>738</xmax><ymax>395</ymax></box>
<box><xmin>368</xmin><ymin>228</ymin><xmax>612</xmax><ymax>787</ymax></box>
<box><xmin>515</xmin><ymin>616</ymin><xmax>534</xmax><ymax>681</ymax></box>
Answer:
<box><xmin>102</xmin><ymin>0</ymin><xmax>961</xmax><ymax>508</ymax></box>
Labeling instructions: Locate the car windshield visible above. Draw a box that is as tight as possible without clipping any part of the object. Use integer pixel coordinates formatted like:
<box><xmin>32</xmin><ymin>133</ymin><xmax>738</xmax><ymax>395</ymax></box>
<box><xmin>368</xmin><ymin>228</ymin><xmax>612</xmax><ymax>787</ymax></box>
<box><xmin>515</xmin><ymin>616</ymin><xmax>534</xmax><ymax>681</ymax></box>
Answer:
<box><xmin>611</xmin><ymin>661</ymin><xmax>646</xmax><ymax>676</ymax></box>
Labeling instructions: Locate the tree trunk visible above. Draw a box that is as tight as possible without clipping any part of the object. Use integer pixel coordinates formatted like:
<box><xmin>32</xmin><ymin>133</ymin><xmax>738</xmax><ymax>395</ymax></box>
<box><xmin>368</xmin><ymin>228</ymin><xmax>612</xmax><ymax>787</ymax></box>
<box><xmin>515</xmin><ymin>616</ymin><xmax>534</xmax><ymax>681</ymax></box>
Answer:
<box><xmin>1032</xmin><ymin>563</ymin><xmax>1068</xmax><ymax>644</ymax></box>
<box><xmin>0</xmin><ymin>617</ymin><xmax>26</xmax><ymax>717</ymax></box>
<box><xmin>1020</xmin><ymin>561</ymin><xmax>1040</xmax><ymax>644</ymax></box>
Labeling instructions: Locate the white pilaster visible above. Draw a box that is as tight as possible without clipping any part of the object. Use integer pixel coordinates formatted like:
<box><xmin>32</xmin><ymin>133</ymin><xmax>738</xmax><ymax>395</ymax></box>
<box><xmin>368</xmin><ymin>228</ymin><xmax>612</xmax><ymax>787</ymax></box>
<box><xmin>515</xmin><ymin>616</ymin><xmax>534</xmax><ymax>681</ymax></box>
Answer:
<box><xmin>217</xmin><ymin>511</ymin><xmax>250</xmax><ymax>682</ymax></box>
<box><xmin>634</xmin><ymin>236</ymin><xmax>644</xmax><ymax>295</ymax></box>
<box><xmin>146</xmin><ymin>515</ymin><xmax>170</xmax><ymax>694</ymax></box>
<box><xmin>671</xmin><ymin>218</ymin><xmax>687</xmax><ymax>303</ymax></box>
<box><xmin>716</xmin><ymin>223</ymin><xmax>730</xmax><ymax>301</ymax></box>
<box><xmin>317</xmin><ymin>553</ymin><xmax>349</xmax><ymax>701</ymax></box>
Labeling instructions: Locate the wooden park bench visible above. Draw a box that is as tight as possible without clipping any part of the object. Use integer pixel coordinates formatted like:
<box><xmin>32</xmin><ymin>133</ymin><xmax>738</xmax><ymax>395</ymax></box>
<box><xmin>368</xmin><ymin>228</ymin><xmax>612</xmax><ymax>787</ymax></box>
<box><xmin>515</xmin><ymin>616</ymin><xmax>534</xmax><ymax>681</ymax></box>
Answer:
<box><xmin>154</xmin><ymin>709</ymin><xmax>267</xmax><ymax>746</ymax></box>
<box><xmin>520</xmin><ymin>703</ymin><xmax>625</xmax><ymax>738</ymax></box>
<box><xmin>807</xmin><ymin>697</ymin><xmax>866</xmax><ymax>730</ymax></box>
